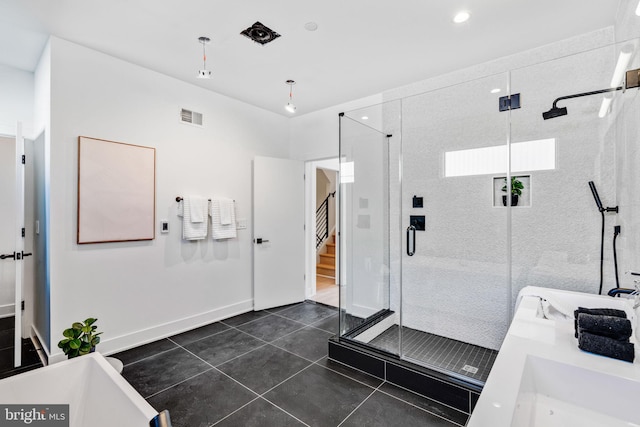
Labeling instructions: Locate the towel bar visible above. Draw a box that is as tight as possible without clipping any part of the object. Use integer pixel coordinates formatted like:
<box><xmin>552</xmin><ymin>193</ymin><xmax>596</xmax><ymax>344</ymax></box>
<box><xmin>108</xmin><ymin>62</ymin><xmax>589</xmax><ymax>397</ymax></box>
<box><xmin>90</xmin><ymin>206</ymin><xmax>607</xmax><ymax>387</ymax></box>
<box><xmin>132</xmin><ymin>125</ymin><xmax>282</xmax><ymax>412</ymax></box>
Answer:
<box><xmin>176</xmin><ymin>196</ymin><xmax>234</xmax><ymax>202</ymax></box>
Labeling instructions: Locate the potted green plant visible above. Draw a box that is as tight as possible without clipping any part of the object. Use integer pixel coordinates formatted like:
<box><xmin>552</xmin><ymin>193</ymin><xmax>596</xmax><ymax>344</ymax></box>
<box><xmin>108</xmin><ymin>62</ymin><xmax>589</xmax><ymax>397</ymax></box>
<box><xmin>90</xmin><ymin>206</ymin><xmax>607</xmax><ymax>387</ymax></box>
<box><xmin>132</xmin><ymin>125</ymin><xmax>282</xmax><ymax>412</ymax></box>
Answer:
<box><xmin>58</xmin><ymin>318</ymin><xmax>102</xmax><ymax>358</ymax></box>
<box><xmin>502</xmin><ymin>176</ymin><xmax>524</xmax><ymax>206</ymax></box>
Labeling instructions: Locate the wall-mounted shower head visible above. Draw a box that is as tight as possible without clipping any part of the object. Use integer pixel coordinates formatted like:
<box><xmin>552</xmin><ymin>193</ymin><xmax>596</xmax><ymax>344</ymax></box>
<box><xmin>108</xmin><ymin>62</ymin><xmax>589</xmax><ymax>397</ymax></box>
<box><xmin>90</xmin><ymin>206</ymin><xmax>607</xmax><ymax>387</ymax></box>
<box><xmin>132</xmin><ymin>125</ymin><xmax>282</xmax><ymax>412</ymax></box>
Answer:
<box><xmin>542</xmin><ymin>105</ymin><xmax>568</xmax><ymax>120</ymax></box>
<box><xmin>588</xmin><ymin>181</ymin><xmax>604</xmax><ymax>212</ymax></box>
<box><xmin>542</xmin><ymin>86</ymin><xmax>624</xmax><ymax>120</ymax></box>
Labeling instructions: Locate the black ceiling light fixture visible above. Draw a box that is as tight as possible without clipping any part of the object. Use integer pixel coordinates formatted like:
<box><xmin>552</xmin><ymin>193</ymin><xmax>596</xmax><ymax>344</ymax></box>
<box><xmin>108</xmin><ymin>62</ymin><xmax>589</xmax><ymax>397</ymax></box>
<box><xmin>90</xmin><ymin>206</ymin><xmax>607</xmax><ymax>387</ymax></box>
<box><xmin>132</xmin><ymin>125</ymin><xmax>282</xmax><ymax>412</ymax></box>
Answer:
<box><xmin>285</xmin><ymin>80</ymin><xmax>296</xmax><ymax>113</ymax></box>
<box><xmin>240</xmin><ymin>21</ymin><xmax>281</xmax><ymax>45</ymax></box>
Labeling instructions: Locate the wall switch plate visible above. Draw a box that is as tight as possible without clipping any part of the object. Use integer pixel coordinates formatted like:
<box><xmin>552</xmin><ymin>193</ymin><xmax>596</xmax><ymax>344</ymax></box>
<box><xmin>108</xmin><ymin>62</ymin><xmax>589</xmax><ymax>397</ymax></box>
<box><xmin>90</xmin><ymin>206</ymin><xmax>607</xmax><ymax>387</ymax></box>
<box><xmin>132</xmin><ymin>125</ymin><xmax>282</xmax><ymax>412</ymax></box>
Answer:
<box><xmin>236</xmin><ymin>219</ymin><xmax>247</xmax><ymax>230</ymax></box>
<box><xmin>161</xmin><ymin>220</ymin><xmax>169</xmax><ymax>233</ymax></box>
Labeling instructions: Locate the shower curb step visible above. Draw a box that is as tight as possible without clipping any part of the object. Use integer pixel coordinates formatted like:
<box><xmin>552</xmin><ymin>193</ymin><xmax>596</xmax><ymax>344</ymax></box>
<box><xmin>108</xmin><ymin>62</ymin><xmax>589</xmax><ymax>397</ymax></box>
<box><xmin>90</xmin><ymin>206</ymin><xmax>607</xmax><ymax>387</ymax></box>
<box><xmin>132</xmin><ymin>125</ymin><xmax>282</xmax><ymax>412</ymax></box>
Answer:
<box><xmin>328</xmin><ymin>337</ymin><xmax>481</xmax><ymax>417</ymax></box>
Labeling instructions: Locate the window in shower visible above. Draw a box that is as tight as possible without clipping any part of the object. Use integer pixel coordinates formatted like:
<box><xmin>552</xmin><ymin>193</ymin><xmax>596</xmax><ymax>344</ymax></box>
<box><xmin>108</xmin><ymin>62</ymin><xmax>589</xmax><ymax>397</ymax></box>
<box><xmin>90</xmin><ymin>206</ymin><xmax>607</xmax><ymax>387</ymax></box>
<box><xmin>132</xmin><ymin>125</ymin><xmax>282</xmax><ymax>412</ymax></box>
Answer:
<box><xmin>444</xmin><ymin>138</ymin><xmax>556</xmax><ymax>177</ymax></box>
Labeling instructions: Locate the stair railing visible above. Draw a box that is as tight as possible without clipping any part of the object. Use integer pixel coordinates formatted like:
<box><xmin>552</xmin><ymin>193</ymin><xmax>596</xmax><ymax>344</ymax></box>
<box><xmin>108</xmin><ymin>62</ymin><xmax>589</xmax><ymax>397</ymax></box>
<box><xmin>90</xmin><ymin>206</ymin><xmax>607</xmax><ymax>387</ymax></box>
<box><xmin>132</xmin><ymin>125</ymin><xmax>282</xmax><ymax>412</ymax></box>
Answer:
<box><xmin>316</xmin><ymin>191</ymin><xmax>335</xmax><ymax>249</ymax></box>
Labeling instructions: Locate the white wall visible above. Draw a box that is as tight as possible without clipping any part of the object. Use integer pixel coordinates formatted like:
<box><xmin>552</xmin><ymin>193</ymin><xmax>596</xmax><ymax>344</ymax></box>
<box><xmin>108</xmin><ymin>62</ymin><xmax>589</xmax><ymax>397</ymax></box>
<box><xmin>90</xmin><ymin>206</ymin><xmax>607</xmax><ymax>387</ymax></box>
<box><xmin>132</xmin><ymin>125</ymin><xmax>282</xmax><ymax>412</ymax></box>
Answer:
<box><xmin>289</xmin><ymin>94</ymin><xmax>383</xmax><ymax>161</ymax></box>
<box><xmin>0</xmin><ymin>65</ymin><xmax>34</xmax><ymax>138</ymax></box>
<box><xmin>45</xmin><ymin>37</ymin><xmax>289</xmax><ymax>361</ymax></box>
<box><xmin>615</xmin><ymin>0</ymin><xmax>640</xmax><ymax>42</ymax></box>
<box><xmin>32</xmin><ymin>41</ymin><xmax>51</xmax><ymax>350</ymax></box>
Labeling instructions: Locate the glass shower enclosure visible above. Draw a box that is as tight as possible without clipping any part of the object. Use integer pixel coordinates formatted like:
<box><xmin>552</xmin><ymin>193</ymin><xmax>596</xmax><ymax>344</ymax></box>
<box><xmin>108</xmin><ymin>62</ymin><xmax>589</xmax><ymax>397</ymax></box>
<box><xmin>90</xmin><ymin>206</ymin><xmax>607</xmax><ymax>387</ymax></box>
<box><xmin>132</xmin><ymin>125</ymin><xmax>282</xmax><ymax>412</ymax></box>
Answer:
<box><xmin>338</xmin><ymin>38</ymin><xmax>640</xmax><ymax>387</ymax></box>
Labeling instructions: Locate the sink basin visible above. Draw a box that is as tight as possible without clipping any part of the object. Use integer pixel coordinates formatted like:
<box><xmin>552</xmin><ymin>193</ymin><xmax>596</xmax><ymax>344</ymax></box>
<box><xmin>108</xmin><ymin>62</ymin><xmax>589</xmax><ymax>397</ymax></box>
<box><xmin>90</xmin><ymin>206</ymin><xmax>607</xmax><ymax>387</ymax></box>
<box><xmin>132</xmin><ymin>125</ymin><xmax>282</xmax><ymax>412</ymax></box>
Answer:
<box><xmin>512</xmin><ymin>355</ymin><xmax>640</xmax><ymax>427</ymax></box>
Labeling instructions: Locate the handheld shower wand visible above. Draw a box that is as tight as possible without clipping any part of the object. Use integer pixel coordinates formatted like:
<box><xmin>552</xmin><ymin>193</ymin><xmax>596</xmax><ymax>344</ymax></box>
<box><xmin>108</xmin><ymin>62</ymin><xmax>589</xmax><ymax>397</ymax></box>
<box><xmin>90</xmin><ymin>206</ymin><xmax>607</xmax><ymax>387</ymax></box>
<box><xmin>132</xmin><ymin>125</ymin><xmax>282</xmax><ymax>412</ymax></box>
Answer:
<box><xmin>588</xmin><ymin>181</ymin><xmax>604</xmax><ymax>212</ymax></box>
<box><xmin>588</xmin><ymin>181</ymin><xmax>619</xmax><ymax>295</ymax></box>
<box><xmin>588</xmin><ymin>181</ymin><xmax>618</xmax><ymax>213</ymax></box>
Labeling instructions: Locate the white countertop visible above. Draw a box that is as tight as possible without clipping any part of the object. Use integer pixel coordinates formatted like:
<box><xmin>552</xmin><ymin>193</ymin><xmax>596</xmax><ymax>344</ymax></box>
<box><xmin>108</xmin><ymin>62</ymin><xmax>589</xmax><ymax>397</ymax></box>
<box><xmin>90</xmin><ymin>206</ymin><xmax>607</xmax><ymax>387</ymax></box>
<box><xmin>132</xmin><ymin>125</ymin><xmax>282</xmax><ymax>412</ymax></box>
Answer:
<box><xmin>468</xmin><ymin>286</ymin><xmax>640</xmax><ymax>427</ymax></box>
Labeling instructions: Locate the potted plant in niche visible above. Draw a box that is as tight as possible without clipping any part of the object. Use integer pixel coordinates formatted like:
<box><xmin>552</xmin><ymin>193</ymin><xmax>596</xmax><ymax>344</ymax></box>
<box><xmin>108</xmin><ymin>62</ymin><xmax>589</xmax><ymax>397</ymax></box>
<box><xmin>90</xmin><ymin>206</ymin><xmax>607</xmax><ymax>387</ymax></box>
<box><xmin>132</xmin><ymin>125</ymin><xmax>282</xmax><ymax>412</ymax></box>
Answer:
<box><xmin>502</xmin><ymin>176</ymin><xmax>524</xmax><ymax>207</ymax></box>
<box><xmin>58</xmin><ymin>318</ymin><xmax>102</xmax><ymax>358</ymax></box>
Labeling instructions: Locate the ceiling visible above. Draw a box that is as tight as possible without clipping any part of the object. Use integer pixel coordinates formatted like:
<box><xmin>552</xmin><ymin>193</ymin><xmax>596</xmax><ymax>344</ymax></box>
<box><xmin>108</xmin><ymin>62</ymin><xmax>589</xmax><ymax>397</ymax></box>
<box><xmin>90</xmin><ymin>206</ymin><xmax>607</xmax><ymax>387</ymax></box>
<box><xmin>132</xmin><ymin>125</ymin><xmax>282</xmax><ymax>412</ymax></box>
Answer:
<box><xmin>0</xmin><ymin>0</ymin><xmax>621</xmax><ymax>116</ymax></box>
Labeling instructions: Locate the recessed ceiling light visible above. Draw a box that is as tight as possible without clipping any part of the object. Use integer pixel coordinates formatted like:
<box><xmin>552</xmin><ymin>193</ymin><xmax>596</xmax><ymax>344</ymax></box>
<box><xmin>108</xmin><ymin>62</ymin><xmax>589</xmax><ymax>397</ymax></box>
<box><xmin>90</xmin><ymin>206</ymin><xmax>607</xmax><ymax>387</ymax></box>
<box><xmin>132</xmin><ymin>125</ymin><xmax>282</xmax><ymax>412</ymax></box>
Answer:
<box><xmin>304</xmin><ymin>22</ymin><xmax>318</xmax><ymax>31</ymax></box>
<box><xmin>453</xmin><ymin>11</ymin><xmax>471</xmax><ymax>24</ymax></box>
<box><xmin>362</xmin><ymin>116</ymin><xmax>369</xmax><ymax>120</ymax></box>
<box><xmin>490</xmin><ymin>88</ymin><xmax>501</xmax><ymax>94</ymax></box>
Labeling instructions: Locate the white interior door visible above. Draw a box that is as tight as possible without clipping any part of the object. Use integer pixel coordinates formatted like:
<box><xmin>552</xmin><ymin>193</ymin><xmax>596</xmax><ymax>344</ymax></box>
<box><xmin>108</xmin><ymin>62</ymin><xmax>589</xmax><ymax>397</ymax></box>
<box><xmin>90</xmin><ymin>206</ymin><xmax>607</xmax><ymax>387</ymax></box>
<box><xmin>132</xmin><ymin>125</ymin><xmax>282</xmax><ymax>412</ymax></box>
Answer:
<box><xmin>14</xmin><ymin>124</ymin><xmax>25</xmax><ymax>367</ymax></box>
<box><xmin>253</xmin><ymin>156</ymin><xmax>305</xmax><ymax>310</ymax></box>
<box><xmin>0</xmin><ymin>137</ymin><xmax>16</xmax><ymax>322</ymax></box>
<box><xmin>0</xmin><ymin>126</ymin><xmax>24</xmax><ymax>368</ymax></box>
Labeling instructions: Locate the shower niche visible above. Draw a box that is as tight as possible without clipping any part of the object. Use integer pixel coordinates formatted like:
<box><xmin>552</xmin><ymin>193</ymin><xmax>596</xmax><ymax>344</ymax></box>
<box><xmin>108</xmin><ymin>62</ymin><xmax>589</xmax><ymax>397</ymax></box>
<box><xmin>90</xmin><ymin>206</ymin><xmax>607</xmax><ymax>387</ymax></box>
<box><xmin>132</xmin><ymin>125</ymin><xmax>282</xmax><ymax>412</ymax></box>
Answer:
<box><xmin>493</xmin><ymin>175</ymin><xmax>531</xmax><ymax>207</ymax></box>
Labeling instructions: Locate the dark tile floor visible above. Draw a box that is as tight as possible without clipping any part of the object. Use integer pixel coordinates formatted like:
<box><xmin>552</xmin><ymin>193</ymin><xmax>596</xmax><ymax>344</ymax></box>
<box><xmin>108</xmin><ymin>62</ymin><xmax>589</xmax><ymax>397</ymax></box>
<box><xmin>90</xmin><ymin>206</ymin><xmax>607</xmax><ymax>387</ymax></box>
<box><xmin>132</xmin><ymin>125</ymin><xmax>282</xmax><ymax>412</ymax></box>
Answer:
<box><xmin>0</xmin><ymin>316</ymin><xmax>43</xmax><ymax>379</ymax></box>
<box><xmin>113</xmin><ymin>302</ymin><xmax>468</xmax><ymax>427</ymax></box>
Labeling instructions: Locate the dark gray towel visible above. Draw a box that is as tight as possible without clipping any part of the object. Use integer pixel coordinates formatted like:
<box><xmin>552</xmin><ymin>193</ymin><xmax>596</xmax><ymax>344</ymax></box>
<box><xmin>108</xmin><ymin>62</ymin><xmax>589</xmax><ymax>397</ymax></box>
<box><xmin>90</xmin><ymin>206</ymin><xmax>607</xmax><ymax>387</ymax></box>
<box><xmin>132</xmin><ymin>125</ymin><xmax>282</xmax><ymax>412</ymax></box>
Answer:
<box><xmin>577</xmin><ymin>313</ymin><xmax>632</xmax><ymax>341</ymax></box>
<box><xmin>574</xmin><ymin>307</ymin><xmax>627</xmax><ymax>338</ymax></box>
<box><xmin>578</xmin><ymin>331</ymin><xmax>635</xmax><ymax>362</ymax></box>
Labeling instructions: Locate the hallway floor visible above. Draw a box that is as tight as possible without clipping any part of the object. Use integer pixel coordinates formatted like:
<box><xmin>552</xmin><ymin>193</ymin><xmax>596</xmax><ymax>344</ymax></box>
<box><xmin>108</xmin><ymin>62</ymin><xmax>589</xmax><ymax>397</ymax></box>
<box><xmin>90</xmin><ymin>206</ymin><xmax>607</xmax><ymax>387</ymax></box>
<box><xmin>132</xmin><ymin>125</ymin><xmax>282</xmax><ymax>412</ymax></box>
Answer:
<box><xmin>308</xmin><ymin>276</ymin><xmax>338</xmax><ymax>307</ymax></box>
<box><xmin>114</xmin><ymin>301</ymin><xmax>467</xmax><ymax>427</ymax></box>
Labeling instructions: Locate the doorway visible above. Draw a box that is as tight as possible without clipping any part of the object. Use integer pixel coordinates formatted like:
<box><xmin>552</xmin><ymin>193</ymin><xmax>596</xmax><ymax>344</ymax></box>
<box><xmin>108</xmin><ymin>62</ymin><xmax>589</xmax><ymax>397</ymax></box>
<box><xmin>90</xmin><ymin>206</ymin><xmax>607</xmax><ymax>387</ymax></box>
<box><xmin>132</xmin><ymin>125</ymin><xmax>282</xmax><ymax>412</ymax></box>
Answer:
<box><xmin>0</xmin><ymin>131</ymin><xmax>39</xmax><ymax>374</ymax></box>
<box><xmin>305</xmin><ymin>159</ymin><xmax>339</xmax><ymax>307</ymax></box>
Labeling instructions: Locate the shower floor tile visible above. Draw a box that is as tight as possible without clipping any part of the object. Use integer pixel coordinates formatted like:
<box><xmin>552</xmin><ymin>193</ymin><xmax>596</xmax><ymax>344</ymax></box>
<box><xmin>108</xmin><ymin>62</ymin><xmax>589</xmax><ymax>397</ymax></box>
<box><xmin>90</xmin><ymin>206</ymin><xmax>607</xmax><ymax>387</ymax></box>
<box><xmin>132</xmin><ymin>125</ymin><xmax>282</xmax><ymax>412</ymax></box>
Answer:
<box><xmin>368</xmin><ymin>325</ymin><xmax>498</xmax><ymax>383</ymax></box>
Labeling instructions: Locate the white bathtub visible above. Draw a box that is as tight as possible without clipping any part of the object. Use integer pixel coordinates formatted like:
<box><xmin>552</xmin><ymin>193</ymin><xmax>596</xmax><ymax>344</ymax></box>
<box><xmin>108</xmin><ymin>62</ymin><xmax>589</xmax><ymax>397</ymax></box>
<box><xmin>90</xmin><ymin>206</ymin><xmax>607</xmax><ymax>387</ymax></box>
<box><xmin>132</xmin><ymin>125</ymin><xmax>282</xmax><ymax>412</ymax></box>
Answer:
<box><xmin>0</xmin><ymin>352</ymin><xmax>163</xmax><ymax>427</ymax></box>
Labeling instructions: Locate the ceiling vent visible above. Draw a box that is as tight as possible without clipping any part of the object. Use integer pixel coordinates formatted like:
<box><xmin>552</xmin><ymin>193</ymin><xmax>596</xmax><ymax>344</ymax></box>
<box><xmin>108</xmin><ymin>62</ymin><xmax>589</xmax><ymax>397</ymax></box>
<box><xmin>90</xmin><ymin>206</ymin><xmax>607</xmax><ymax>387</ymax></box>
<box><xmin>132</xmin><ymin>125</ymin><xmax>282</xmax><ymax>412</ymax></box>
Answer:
<box><xmin>240</xmin><ymin>21</ymin><xmax>281</xmax><ymax>45</ymax></box>
<box><xmin>180</xmin><ymin>108</ymin><xmax>203</xmax><ymax>126</ymax></box>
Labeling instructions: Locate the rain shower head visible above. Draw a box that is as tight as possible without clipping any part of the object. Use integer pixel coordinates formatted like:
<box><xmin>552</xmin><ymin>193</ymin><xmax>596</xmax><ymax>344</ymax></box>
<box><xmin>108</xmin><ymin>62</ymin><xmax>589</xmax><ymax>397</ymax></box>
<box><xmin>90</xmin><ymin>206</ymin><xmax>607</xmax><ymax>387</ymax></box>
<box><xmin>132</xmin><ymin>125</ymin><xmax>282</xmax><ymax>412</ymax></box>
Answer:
<box><xmin>542</xmin><ymin>85</ymin><xmax>628</xmax><ymax>120</ymax></box>
<box><xmin>542</xmin><ymin>105</ymin><xmax>568</xmax><ymax>120</ymax></box>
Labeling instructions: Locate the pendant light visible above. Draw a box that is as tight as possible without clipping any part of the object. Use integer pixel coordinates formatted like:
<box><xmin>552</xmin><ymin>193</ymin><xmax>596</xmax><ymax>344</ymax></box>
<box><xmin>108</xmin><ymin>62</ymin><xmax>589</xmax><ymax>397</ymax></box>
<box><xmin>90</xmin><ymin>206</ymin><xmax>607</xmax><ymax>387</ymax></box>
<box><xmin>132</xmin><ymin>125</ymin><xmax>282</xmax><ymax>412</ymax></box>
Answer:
<box><xmin>285</xmin><ymin>80</ymin><xmax>296</xmax><ymax>113</ymax></box>
<box><xmin>197</xmin><ymin>36</ymin><xmax>212</xmax><ymax>79</ymax></box>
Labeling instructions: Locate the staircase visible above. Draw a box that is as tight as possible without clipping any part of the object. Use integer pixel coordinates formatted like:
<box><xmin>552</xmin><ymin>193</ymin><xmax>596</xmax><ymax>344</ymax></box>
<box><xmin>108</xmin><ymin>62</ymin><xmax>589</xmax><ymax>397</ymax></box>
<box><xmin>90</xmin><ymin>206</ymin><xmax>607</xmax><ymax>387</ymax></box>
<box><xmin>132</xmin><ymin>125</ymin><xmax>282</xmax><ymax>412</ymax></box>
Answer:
<box><xmin>317</xmin><ymin>232</ymin><xmax>336</xmax><ymax>278</ymax></box>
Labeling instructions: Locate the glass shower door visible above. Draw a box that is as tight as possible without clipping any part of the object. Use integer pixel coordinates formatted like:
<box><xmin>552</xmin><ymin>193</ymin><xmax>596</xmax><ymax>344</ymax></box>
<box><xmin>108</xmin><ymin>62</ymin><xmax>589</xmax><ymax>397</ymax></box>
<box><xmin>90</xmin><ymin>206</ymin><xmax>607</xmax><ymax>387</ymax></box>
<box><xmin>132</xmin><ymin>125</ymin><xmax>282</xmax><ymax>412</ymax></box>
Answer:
<box><xmin>338</xmin><ymin>101</ymin><xmax>401</xmax><ymax>351</ymax></box>
<box><xmin>399</xmin><ymin>74</ymin><xmax>510</xmax><ymax>385</ymax></box>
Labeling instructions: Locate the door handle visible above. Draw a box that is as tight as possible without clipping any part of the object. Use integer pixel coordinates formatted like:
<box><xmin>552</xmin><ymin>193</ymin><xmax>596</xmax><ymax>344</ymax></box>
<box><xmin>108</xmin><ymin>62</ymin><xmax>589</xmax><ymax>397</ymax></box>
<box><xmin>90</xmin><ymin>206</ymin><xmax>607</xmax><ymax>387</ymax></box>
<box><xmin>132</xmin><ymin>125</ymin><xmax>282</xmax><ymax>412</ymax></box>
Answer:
<box><xmin>406</xmin><ymin>225</ymin><xmax>416</xmax><ymax>256</ymax></box>
<box><xmin>22</xmin><ymin>252</ymin><xmax>32</xmax><ymax>258</ymax></box>
<box><xmin>254</xmin><ymin>238</ymin><xmax>270</xmax><ymax>244</ymax></box>
<box><xmin>0</xmin><ymin>252</ymin><xmax>16</xmax><ymax>260</ymax></box>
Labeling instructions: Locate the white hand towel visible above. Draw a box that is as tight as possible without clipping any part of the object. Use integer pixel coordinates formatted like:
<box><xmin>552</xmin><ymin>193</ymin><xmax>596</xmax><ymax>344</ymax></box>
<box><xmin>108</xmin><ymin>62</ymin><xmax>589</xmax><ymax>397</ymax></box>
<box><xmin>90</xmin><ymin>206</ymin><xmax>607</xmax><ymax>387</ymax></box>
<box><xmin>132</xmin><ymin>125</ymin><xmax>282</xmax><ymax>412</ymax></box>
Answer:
<box><xmin>178</xmin><ymin>196</ymin><xmax>208</xmax><ymax>240</ymax></box>
<box><xmin>188</xmin><ymin>195</ymin><xmax>206</xmax><ymax>223</ymax></box>
<box><xmin>210</xmin><ymin>198</ymin><xmax>237</xmax><ymax>240</ymax></box>
<box><xmin>219</xmin><ymin>198</ymin><xmax>234</xmax><ymax>225</ymax></box>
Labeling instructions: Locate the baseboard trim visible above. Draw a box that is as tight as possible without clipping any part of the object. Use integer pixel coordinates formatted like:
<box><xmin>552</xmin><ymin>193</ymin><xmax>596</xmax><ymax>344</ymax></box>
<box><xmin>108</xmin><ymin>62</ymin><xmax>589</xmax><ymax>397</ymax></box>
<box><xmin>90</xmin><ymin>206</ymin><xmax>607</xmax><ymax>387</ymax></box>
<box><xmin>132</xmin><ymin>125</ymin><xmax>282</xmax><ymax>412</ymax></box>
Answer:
<box><xmin>31</xmin><ymin>325</ymin><xmax>50</xmax><ymax>366</ymax></box>
<box><xmin>0</xmin><ymin>303</ymin><xmax>15</xmax><ymax>319</ymax></box>
<box><xmin>49</xmin><ymin>299</ymin><xmax>254</xmax><ymax>363</ymax></box>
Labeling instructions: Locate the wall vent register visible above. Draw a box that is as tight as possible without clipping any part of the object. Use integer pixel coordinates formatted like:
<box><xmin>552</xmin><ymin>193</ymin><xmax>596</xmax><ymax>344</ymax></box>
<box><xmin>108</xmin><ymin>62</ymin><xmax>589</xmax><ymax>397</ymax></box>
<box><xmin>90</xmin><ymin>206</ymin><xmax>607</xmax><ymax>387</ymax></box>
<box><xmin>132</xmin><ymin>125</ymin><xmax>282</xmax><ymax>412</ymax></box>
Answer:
<box><xmin>180</xmin><ymin>109</ymin><xmax>203</xmax><ymax>126</ymax></box>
